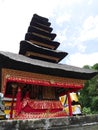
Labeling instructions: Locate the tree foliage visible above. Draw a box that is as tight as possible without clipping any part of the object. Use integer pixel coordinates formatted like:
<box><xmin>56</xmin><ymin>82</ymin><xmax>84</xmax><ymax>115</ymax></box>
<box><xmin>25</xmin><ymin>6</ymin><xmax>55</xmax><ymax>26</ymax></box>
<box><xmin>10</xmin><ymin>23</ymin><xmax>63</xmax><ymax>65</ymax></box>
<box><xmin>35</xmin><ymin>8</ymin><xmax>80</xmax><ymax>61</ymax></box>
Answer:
<box><xmin>79</xmin><ymin>63</ymin><xmax>98</xmax><ymax>114</ymax></box>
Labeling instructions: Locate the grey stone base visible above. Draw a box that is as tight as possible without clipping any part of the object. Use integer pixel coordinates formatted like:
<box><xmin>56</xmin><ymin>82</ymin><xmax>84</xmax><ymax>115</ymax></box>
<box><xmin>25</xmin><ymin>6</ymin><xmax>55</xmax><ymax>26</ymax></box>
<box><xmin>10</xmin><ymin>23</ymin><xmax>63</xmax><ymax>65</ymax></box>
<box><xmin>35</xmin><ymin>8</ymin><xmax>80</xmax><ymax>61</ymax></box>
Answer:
<box><xmin>0</xmin><ymin>114</ymin><xmax>98</xmax><ymax>130</ymax></box>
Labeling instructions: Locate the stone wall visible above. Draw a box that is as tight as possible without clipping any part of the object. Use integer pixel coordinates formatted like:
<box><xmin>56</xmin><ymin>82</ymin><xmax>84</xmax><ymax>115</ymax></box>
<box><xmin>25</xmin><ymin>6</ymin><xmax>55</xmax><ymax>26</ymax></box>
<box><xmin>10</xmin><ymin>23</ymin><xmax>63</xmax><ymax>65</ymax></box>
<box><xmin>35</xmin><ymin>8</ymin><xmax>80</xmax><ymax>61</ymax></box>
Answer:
<box><xmin>0</xmin><ymin>114</ymin><xmax>98</xmax><ymax>130</ymax></box>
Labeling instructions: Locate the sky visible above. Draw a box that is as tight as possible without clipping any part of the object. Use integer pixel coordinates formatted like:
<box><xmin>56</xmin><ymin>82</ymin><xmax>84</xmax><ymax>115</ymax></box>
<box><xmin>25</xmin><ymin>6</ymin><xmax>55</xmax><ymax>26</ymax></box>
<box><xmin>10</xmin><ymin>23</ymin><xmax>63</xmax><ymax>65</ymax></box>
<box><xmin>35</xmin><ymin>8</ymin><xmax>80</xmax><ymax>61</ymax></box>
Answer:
<box><xmin>0</xmin><ymin>0</ymin><xmax>98</xmax><ymax>68</ymax></box>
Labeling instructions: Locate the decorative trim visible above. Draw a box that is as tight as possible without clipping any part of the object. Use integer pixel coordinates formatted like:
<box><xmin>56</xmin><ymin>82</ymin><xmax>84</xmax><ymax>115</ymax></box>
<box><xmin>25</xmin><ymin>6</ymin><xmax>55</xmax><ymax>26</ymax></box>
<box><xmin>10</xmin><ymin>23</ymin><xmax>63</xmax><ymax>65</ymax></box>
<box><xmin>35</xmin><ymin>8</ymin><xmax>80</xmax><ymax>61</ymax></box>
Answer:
<box><xmin>1</xmin><ymin>68</ymin><xmax>85</xmax><ymax>94</ymax></box>
<box><xmin>25</xmin><ymin>51</ymin><xmax>59</xmax><ymax>62</ymax></box>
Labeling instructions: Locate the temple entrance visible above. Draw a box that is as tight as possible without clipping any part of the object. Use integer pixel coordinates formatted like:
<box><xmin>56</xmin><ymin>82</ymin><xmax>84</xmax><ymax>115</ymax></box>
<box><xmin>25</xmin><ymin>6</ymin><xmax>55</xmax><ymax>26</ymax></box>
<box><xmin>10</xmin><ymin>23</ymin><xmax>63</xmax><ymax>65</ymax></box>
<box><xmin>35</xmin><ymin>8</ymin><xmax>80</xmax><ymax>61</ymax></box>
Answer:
<box><xmin>5</xmin><ymin>82</ymin><xmax>59</xmax><ymax>100</ymax></box>
<box><xmin>4</xmin><ymin>81</ymin><xmax>67</xmax><ymax>119</ymax></box>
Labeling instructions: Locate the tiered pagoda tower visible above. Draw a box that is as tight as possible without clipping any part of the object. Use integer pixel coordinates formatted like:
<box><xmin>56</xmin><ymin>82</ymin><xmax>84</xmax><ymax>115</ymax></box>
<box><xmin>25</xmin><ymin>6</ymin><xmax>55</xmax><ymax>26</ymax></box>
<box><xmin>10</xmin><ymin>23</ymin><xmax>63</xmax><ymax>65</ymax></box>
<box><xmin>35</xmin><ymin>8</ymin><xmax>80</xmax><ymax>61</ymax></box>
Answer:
<box><xmin>0</xmin><ymin>14</ymin><xmax>97</xmax><ymax>119</ymax></box>
<box><xmin>19</xmin><ymin>14</ymin><xmax>68</xmax><ymax>63</ymax></box>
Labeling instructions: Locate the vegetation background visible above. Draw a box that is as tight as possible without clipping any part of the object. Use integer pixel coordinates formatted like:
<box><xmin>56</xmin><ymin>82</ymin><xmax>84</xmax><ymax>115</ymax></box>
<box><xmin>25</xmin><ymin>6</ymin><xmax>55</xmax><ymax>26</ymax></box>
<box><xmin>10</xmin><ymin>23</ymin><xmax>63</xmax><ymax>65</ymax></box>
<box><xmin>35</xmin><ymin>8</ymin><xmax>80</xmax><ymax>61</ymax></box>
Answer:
<box><xmin>79</xmin><ymin>63</ymin><xmax>98</xmax><ymax>114</ymax></box>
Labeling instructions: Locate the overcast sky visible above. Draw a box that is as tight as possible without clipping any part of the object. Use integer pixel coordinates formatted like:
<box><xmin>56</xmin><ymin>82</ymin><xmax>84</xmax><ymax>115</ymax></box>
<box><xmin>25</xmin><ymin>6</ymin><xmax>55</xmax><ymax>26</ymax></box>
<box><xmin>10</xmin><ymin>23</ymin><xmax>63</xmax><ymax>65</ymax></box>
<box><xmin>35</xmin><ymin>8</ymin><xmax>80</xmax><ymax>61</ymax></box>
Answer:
<box><xmin>0</xmin><ymin>0</ymin><xmax>98</xmax><ymax>67</ymax></box>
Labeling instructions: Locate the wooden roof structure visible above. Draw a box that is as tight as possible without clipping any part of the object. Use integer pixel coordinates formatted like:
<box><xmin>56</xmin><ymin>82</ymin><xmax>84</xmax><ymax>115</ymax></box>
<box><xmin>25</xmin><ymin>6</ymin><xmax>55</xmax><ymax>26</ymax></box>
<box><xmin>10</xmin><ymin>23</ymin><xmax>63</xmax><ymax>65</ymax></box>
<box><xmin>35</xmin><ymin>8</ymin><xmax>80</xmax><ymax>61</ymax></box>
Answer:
<box><xmin>0</xmin><ymin>51</ymin><xmax>97</xmax><ymax>80</ymax></box>
<box><xmin>19</xmin><ymin>40</ymin><xmax>67</xmax><ymax>63</ymax></box>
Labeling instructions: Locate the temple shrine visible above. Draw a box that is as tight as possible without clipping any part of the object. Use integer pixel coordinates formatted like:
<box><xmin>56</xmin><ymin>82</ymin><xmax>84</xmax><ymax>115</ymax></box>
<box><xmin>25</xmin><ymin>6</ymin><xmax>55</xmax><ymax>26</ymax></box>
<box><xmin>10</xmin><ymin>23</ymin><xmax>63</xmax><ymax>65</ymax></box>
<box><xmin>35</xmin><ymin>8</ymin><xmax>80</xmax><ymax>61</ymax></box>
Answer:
<box><xmin>0</xmin><ymin>14</ymin><xmax>97</xmax><ymax>119</ymax></box>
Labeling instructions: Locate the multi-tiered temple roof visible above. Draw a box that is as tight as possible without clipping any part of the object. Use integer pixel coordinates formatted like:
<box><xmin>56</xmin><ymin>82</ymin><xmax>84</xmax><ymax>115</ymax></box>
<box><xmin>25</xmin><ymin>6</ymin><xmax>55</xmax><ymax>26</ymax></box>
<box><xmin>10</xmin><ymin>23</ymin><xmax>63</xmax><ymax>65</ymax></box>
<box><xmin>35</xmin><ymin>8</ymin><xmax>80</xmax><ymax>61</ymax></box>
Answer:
<box><xmin>0</xmin><ymin>14</ymin><xmax>97</xmax><ymax>81</ymax></box>
<box><xmin>19</xmin><ymin>14</ymin><xmax>68</xmax><ymax>63</ymax></box>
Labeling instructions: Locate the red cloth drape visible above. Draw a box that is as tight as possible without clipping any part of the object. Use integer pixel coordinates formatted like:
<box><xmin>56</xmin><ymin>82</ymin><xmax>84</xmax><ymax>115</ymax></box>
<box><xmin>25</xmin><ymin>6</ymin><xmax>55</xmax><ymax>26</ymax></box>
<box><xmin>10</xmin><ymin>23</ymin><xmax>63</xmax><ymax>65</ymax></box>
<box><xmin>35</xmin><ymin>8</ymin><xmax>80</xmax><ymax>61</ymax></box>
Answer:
<box><xmin>21</xmin><ymin>98</ymin><xmax>63</xmax><ymax>111</ymax></box>
<box><xmin>15</xmin><ymin>98</ymin><xmax>67</xmax><ymax>119</ymax></box>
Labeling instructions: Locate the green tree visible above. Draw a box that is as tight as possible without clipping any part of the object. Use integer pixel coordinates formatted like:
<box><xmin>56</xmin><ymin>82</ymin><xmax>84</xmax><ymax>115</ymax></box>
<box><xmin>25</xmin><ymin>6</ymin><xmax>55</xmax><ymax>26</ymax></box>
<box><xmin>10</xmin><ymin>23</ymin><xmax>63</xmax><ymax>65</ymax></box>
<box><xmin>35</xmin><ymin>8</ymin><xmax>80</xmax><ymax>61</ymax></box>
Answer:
<box><xmin>92</xmin><ymin>63</ymin><xmax>98</xmax><ymax>70</ymax></box>
<box><xmin>79</xmin><ymin>63</ymin><xmax>98</xmax><ymax>114</ymax></box>
<box><xmin>91</xmin><ymin>96</ymin><xmax>98</xmax><ymax>112</ymax></box>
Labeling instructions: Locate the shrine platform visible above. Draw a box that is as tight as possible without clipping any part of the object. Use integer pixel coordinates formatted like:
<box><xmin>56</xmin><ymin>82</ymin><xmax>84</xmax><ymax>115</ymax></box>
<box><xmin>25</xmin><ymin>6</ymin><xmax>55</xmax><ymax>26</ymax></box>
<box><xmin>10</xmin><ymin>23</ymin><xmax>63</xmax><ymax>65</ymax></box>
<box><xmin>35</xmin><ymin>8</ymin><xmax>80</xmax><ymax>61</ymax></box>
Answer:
<box><xmin>0</xmin><ymin>114</ymin><xmax>98</xmax><ymax>130</ymax></box>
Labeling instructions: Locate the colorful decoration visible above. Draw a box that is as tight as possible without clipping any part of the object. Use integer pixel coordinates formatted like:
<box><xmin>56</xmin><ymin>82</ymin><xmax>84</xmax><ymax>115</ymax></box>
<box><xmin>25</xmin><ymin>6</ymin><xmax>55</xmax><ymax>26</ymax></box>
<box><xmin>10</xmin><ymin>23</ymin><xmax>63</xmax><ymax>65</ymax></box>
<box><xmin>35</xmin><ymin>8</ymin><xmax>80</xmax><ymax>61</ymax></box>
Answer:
<box><xmin>15</xmin><ymin>94</ymin><xmax>67</xmax><ymax>119</ymax></box>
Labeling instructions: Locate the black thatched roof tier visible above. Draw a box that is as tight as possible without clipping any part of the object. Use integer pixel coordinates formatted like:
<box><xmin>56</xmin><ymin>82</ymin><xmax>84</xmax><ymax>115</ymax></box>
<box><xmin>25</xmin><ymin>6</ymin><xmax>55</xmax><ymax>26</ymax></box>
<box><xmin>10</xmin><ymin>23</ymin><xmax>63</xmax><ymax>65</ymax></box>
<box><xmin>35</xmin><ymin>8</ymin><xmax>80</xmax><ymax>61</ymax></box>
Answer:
<box><xmin>33</xmin><ymin>14</ymin><xmax>49</xmax><ymax>22</ymax></box>
<box><xmin>27</xmin><ymin>26</ymin><xmax>56</xmax><ymax>40</ymax></box>
<box><xmin>0</xmin><ymin>51</ymin><xmax>97</xmax><ymax>80</ymax></box>
<box><xmin>30</xmin><ymin>14</ymin><xmax>51</xmax><ymax>27</ymax></box>
<box><xmin>25</xmin><ymin>33</ymin><xmax>60</xmax><ymax>49</ymax></box>
<box><xmin>19</xmin><ymin>40</ymin><xmax>68</xmax><ymax>63</ymax></box>
<box><xmin>30</xmin><ymin>20</ymin><xmax>53</xmax><ymax>33</ymax></box>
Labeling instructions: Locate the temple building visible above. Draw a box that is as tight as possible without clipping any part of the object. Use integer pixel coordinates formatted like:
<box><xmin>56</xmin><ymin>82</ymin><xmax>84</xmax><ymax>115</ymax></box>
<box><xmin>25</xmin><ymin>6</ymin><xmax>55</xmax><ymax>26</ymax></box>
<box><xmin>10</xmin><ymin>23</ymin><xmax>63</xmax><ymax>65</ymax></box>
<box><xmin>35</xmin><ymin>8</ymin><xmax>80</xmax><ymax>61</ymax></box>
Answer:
<box><xmin>0</xmin><ymin>14</ymin><xmax>97</xmax><ymax>119</ymax></box>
